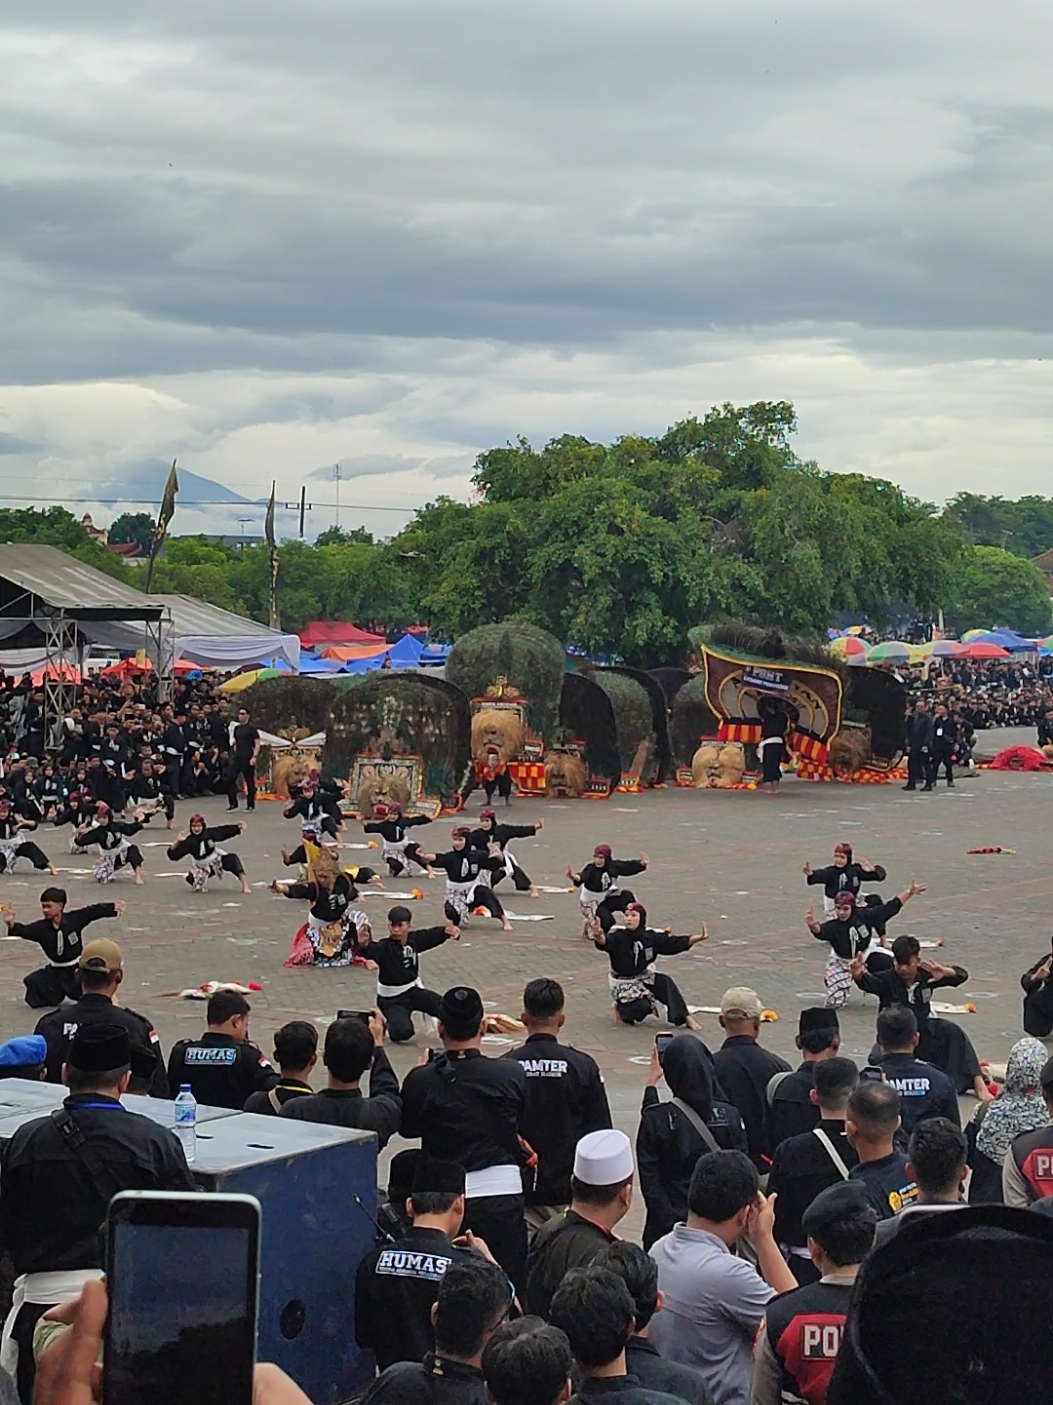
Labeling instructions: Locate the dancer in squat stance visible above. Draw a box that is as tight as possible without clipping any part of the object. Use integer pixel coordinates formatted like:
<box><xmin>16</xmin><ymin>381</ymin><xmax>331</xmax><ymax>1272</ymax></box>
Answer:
<box><xmin>362</xmin><ymin>801</ymin><xmax>434</xmax><ymax>878</ymax></box>
<box><xmin>594</xmin><ymin>902</ymin><xmax>708</xmax><ymax>1028</ymax></box>
<box><xmin>418</xmin><ymin>826</ymin><xmax>511</xmax><ymax>931</ymax></box>
<box><xmin>71</xmin><ymin>803</ymin><xmax>146</xmax><ymax>885</ymax></box>
<box><xmin>0</xmin><ymin>798</ymin><xmax>55</xmax><ymax>875</ymax></box>
<box><xmin>470</xmin><ymin>809</ymin><xmax>544</xmax><ymax>895</ymax></box>
<box><xmin>167</xmin><ymin>815</ymin><xmax>251</xmax><ymax>894</ymax></box>
<box><xmin>806</xmin><ymin>881</ymin><xmax>925</xmax><ymax>1008</ymax></box>
<box><xmin>803</xmin><ymin>842</ymin><xmax>887</xmax><ymax>915</ymax></box>
<box><xmin>357</xmin><ymin>905</ymin><xmax>462</xmax><ymax>1042</ymax></box>
<box><xmin>2</xmin><ymin>887</ymin><xmax>126</xmax><ymax>1007</ymax></box>
<box><xmin>283</xmin><ymin>775</ymin><xmax>345</xmax><ymax>844</ymax></box>
<box><xmin>568</xmin><ymin>845</ymin><xmax>648</xmax><ymax>938</ymax></box>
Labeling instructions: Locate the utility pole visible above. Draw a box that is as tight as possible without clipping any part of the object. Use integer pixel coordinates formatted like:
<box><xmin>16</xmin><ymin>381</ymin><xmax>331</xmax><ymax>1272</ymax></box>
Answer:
<box><xmin>333</xmin><ymin>463</ymin><xmax>342</xmax><ymax>531</ymax></box>
<box><xmin>299</xmin><ymin>485</ymin><xmax>306</xmax><ymax>538</ymax></box>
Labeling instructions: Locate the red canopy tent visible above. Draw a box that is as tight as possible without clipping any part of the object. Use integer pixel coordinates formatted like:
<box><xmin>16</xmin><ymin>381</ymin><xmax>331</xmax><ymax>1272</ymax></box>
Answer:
<box><xmin>298</xmin><ymin>621</ymin><xmax>386</xmax><ymax>648</ymax></box>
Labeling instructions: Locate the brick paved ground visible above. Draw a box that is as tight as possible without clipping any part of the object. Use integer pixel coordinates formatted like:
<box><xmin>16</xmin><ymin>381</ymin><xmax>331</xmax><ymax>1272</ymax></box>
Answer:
<box><xmin>0</xmin><ymin>732</ymin><xmax>1045</xmax><ymax>1234</ymax></box>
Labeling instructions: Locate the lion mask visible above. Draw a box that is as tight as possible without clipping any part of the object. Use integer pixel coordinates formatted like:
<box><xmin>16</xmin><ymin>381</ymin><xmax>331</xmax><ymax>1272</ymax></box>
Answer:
<box><xmin>471</xmin><ymin>708</ymin><xmax>524</xmax><ymax>767</ymax></box>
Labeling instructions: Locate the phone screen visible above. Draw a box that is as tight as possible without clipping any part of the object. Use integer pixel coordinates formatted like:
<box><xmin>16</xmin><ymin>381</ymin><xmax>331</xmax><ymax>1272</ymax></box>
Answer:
<box><xmin>655</xmin><ymin>1033</ymin><xmax>674</xmax><ymax>1061</ymax></box>
<box><xmin>105</xmin><ymin>1195</ymin><xmax>258</xmax><ymax>1405</ymax></box>
<box><xmin>336</xmin><ymin>1009</ymin><xmax>372</xmax><ymax>1025</ymax></box>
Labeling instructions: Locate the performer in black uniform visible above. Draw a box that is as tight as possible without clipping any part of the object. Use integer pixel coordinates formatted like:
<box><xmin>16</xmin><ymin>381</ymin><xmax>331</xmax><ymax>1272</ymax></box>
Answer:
<box><xmin>419</xmin><ymin>827</ymin><xmax>511</xmax><ymax>930</ymax></box>
<box><xmin>593</xmin><ymin>902</ymin><xmax>707</xmax><ymax>1027</ymax></box>
<box><xmin>1021</xmin><ymin>947</ymin><xmax>1053</xmax><ymax>1038</ymax></box>
<box><xmin>362</xmin><ymin>801</ymin><xmax>434</xmax><ymax>878</ymax></box>
<box><xmin>758</xmin><ymin>698</ymin><xmax>790</xmax><ymax>794</ymax></box>
<box><xmin>283</xmin><ymin>775</ymin><xmax>344</xmax><ymax>841</ymax></box>
<box><xmin>0</xmin><ymin>798</ymin><xmax>54</xmax><ymax>875</ymax></box>
<box><xmin>470</xmin><ymin>809</ymin><xmax>543</xmax><ymax>895</ymax></box>
<box><xmin>167</xmin><ymin>814</ymin><xmax>251</xmax><ymax>893</ymax></box>
<box><xmin>802</xmin><ymin>843</ymin><xmax>887</xmax><ymax>915</ymax></box>
<box><xmin>71</xmin><ymin>803</ymin><xmax>146</xmax><ymax>885</ymax></box>
<box><xmin>805</xmin><ymin>881</ymin><xmax>924</xmax><ymax>1009</ymax></box>
<box><xmin>1</xmin><ymin>887</ymin><xmax>126</xmax><ymax>1008</ymax></box>
<box><xmin>358</xmin><ymin>905</ymin><xmax>461</xmax><ymax>1042</ymax></box>
<box><xmin>568</xmin><ymin>844</ymin><xmax>648</xmax><ymax>938</ymax></box>
<box><xmin>125</xmin><ymin>758</ymin><xmax>175</xmax><ymax>827</ymax></box>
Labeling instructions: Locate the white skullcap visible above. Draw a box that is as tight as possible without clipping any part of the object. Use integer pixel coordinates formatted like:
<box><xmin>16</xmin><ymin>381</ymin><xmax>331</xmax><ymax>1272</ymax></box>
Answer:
<box><xmin>573</xmin><ymin>1128</ymin><xmax>634</xmax><ymax>1186</ymax></box>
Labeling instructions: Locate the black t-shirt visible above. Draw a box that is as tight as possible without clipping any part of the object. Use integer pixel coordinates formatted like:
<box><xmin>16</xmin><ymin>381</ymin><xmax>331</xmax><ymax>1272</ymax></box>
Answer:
<box><xmin>34</xmin><ymin>992</ymin><xmax>168</xmax><ymax>1098</ymax></box>
<box><xmin>769</xmin><ymin>1121</ymin><xmax>859</xmax><ymax>1248</ymax></box>
<box><xmin>849</xmin><ymin>1150</ymin><xmax>918</xmax><ymax>1220</ymax></box>
<box><xmin>233</xmin><ymin>723</ymin><xmax>259</xmax><ymax>760</ymax></box>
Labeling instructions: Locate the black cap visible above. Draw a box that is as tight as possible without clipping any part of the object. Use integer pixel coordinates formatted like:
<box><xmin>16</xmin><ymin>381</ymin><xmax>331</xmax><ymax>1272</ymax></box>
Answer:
<box><xmin>412</xmin><ymin>1158</ymin><xmax>466</xmax><ymax>1197</ymax></box>
<box><xmin>387</xmin><ymin>1149</ymin><xmax>422</xmax><ymax>1203</ymax></box>
<box><xmin>68</xmin><ymin>1023</ymin><xmax>130</xmax><ymax>1072</ymax></box>
<box><xmin>439</xmin><ymin>986</ymin><xmax>484</xmax><ymax>1028</ymax></box>
<box><xmin>802</xmin><ymin>1181</ymin><xmax>873</xmax><ymax>1242</ymax></box>
<box><xmin>799</xmin><ymin>1007</ymin><xmax>840</xmax><ymax>1035</ymax></box>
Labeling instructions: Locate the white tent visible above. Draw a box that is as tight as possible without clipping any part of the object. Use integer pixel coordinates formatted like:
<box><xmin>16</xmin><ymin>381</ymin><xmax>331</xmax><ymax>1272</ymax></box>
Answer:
<box><xmin>87</xmin><ymin>596</ymin><xmax>300</xmax><ymax>672</ymax></box>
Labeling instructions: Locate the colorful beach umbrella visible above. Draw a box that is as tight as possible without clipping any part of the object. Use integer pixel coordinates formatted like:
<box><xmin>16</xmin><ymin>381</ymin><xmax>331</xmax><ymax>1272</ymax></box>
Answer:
<box><xmin>829</xmin><ymin>636</ymin><xmax>869</xmax><ymax>658</ymax></box>
<box><xmin>960</xmin><ymin>642</ymin><xmax>1011</xmax><ymax>659</ymax></box>
<box><xmin>916</xmin><ymin>640</ymin><xmax>967</xmax><ymax>658</ymax></box>
<box><xmin>867</xmin><ymin>641</ymin><xmax>912</xmax><ymax>663</ymax></box>
<box><xmin>218</xmin><ymin>667</ymin><xmax>284</xmax><ymax>694</ymax></box>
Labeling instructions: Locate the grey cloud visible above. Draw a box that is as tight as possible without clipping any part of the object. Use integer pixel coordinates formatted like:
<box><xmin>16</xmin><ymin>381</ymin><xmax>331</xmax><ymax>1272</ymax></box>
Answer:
<box><xmin>0</xmin><ymin>433</ymin><xmax>40</xmax><ymax>455</ymax></box>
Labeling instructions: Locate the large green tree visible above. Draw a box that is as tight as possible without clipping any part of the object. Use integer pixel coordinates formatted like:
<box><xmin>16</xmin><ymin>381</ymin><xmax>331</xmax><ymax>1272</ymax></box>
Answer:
<box><xmin>107</xmin><ymin>512</ymin><xmax>156</xmax><ymax>555</ymax></box>
<box><xmin>944</xmin><ymin>545</ymin><xmax>1052</xmax><ymax>636</ymax></box>
<box><xmin>943</xmin><ymin>493</ymin><xmax>1053</xmax><ymax>559</ymax></box>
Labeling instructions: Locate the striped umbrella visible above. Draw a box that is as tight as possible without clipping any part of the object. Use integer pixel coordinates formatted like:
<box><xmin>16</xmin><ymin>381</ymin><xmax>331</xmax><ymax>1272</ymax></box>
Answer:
<box><xmin>959</xmin><ymin>642</ymin><xmax>1011</xmax><ymax>659</ymax></box>
<box><xmin>916</xmin><ymin>640</ymin><xmax>967</xmax><ymax>658</ymax></box>
<box><xmin>829</xmin><ymin>635</ymin><xmax>870</xmax><ymax>659</ymax></box>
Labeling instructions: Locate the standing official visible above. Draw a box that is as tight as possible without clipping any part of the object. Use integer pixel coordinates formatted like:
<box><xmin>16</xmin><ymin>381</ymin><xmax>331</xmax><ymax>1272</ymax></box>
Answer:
<box><xmin>2</xmin><ymin>889</ymin><xmax>126</xmax><ymax>1010</ymax></box>
<box><xmin>0</xmin><ymin>1025</ymin><xmax>195</xmax><ymax>1403</ymax></box>
<box><xmin>930</xmin><ymin>702</ymin><xmax>957</xmax><ymax>788</ymax></box>
<box><xmin>400</xmin><ymin>986</ymin><xmax>529</xmax><ymax>1295</ymax></box>
<box><xmin>166</xmin><ymin>989</ymin><xmax>277</xmax><ymax>1109</ymax></box>
<box><xmin>226</xmin><ymin>706</ymin><xmax>260</xmax><ymax>811</ymax></box>
<box><xmin>506</xmin><ymin>978</ymin><xmax>611</xmax><ymax>1223</ymax></box>
<box><xmin>872</xmin><ymin>1006</ymin><xmax>960</xmax><ymax>1134</ymax></box>
<box><xmin>845</xmin><ymin>1083</ymin><xmax>917</xmax><ymax>1221</ymax></box>
<box><xmin>33</xmin><ymin>938</ymin><xmax>167</xmax><ymax>1097</ymax></box>
<box><xmin>902</xmin><ymin>699</ymin><xmax>934</xmax><ymax>792</ymax></box>
<box><xmin>712</xmin><ymin>989</ymin><xmax>791</xmax><ymax>1172</ymax></box>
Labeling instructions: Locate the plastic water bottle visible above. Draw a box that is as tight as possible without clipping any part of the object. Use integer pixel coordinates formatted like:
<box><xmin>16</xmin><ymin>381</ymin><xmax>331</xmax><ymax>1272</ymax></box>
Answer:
<box><xmin>174</xmin><ymin>1084</ymin><xmax>197</xmax><ymax>1163</ymax></box>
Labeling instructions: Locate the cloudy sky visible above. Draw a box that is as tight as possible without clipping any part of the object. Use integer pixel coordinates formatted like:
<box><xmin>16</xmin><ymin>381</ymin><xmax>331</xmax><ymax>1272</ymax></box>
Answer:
<box><xmin>1</xmin><ymin>1</ymin><xmax>1051</xmax><ymax>539</ymax></box>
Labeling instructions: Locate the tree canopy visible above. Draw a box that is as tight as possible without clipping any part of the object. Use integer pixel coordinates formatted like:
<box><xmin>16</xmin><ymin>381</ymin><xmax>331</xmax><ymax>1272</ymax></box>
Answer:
<box><xmin>0</xmin><ymin>409</ymin><xmax>1048</xmax><ymax>658</ymax></box>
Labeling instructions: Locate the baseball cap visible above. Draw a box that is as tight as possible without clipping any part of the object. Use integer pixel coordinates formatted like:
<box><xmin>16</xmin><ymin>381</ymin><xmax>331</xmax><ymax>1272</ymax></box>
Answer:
<box><xmin>79</xmin><ymin>938</ymin><xmax>123</xmax><ymax>973</ymax></box>
<box><xmin>720</xmin><ymin>987</ymin><xmax>763</xmax><ymax>1019</ymax></box>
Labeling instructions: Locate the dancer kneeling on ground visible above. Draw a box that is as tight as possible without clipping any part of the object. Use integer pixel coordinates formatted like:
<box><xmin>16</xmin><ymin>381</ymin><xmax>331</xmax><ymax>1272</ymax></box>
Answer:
<box><xmin>363</xmin><ymin>801</ymin><xmax>434</xmax><ymax>878</ymax></box>
<box><xmin>594</xmin><ymin>902</ymin><xmax>707</xmax><ymax>1028</ymax></box>
<box><xmin>2</xmin><ymin>887</ymin><xmax>126</xmax><ymax>1008</ymax></box>
<box><xmin>851</xmin><ymin>934</ymin><xmax>993</xmax><ymax>1101</ymax></box>
<box><xmin>806</xmin><ymin>881</ymin><xmax>925</xmax><ymax>1009</ymax></box>
<box><xmin>568</xmin><ymin>845</ymin><xmax>649</xmax><ymax>939</ymax></box>
<box><xmin>71</xmin><ymin>803</ymin><xmax>146</xmax><ymax>885</ymax></box>
<box><xmin>167</xmin><ymin>815</ymin><xmax>251</xmax><ymax>893</ymax></box>
<box><xmin>470</xmin><ymin>809</ymin><xmax>543</xmax><ymax>896</ymax></box>
<box><xmin>357</xmin><ymin>905</ymin><xmax>462</xmax><ymax>1042</ymax></box>
<box><xmin>418</xmin><ymin>826</ymin><xmax>511</xmax><ymax>931</ymax></box>
<box><xmin>0</xmin><ymin>798</ymin><xmax>55</xmax><ymax>875</ymax></box>
<box><xmin>272</xmin><ymin>846</ymin><xmax>372</xmax><ymax>967</ymax></box>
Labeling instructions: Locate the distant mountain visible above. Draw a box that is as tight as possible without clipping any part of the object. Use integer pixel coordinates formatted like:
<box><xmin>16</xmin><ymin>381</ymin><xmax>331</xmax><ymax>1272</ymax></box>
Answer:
<box><xmin>95</xmin><ymin>460</ymin><xmax>253</xmax><ymax>506</ymax></box>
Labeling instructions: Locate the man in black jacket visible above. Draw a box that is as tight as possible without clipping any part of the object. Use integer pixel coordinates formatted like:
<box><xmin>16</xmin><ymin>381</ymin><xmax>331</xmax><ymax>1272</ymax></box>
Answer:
<box><xmin>243</xmin><ymin>1021</ymin><xmax>318</xmax><ymax>1114</ymax></box>
<box><xmin>360</xmin><ymin>1258</ymin><xmax>513</xmax><ymax>1405</ymax></box>
<box><xmin>766</xmin><ymin>1008</ymin><xmax>841</xmax><ymax>1152</ymax></box>
<box><xmin>873</xmin><ymin>1005</ymin><xmax>960</xmax><ymax>1133</ymax></box>
<box><xmin>166</xmin><ymin>989</ymin><xmax>277</xmax><ymax>1108</ymax></box>
<box><xmin>506</xmin><ymin>978</ymin><xmax>611</xmax><ymax>1222</ymax></box>
<box><xmin>712</xmin><ymin>988</ymin><xmax>791</xmax><ymax>1170</ymax></box>
<box><xmin>0</xmin><ymin>1024</ymin><xmax>195</xmax><ymax>1402</ymax></box>
<box><xmin>280</xmin><ymin>1013</ymin><xmax>401</xmax><ymax>1146</ymax></box>
<box><xmin>400</xmin><ymin>987</ymin><xmax>528</xmax><ymax>1294</ymax></box>
<box><xmin>930</xmin><ymin>702</ymin><xmax>957</xmax><ymax>788</ymax></box>
<box><xmin>903</xmin><ymin>700</ymin><xmax>934</xmax><ymax>791</ymax></box>
<box><xmin>33</xmin><ymin>938</ymin><xmax>167</xmax><ymax>1097</ymax></box>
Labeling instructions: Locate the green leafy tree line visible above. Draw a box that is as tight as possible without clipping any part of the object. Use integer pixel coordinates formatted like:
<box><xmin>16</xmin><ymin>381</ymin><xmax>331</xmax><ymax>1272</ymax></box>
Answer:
<box><xmin>0</xmin><ymin>404</ymin><xmax>1049</xmax><ymax>655</ymax></box>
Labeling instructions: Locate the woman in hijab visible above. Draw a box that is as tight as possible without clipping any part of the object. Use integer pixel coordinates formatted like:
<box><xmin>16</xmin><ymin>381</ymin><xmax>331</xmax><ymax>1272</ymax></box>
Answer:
<box><xmin>969</xmin><ymin>1036</ymin><xmax>1049</xmax><ymax>1202</ymax></box>
<box><xmin>636</xmin><ymin>1033</ymin><xmax>747</xmax><ymax>1247</ymax></box>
